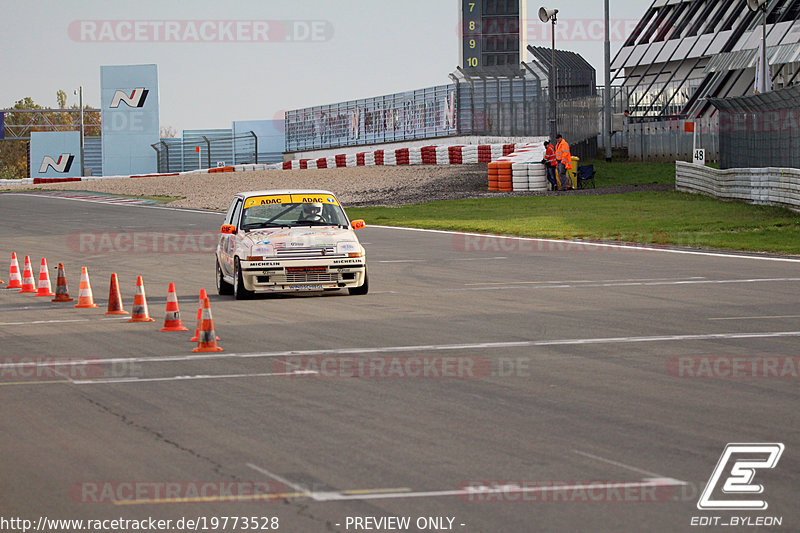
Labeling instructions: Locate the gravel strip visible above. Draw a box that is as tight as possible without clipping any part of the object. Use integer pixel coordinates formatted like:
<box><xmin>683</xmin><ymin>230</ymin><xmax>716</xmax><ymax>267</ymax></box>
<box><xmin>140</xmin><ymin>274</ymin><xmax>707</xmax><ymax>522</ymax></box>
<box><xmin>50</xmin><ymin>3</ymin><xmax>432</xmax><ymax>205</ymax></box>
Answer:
<box><xmin>8</xmin><ymin>165</ymin><xmax>673</xmax><ymax>209</ymax></box>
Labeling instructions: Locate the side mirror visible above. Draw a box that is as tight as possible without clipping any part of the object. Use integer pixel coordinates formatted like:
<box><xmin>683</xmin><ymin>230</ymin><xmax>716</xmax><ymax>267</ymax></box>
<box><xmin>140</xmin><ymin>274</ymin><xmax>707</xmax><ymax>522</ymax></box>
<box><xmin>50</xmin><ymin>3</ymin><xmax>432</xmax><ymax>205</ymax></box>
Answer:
<box><xmin>350</xmin><ymin>219</ymin><xmax>366</xmax><ymax>230</ymax></box>
<box><xmin>220</xmin><ymin>224</ymin><xmax>236</xmax><ymax>234</ymax></box>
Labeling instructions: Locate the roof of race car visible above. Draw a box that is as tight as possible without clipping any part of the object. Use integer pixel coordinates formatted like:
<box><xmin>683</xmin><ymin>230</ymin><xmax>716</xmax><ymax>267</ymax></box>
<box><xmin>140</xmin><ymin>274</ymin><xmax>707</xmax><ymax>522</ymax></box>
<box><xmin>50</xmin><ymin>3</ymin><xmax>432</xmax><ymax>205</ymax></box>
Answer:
<box><xmin>235</xmin><ymin>190</ymin><xmax>338</xmax><ymax>199</ymax></box>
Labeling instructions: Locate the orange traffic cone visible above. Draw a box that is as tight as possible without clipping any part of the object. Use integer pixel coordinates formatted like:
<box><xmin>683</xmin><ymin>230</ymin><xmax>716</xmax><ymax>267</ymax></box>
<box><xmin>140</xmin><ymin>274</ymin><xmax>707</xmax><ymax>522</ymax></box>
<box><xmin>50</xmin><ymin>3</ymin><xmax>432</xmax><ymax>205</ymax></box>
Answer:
<box><xmin>51</xmin><ymin>263</ymin><xmax>74</xmax><ymax>302</ymax></box>
<box><xmin>160</xmin><ymin>282</ymin><xmax>188</xmax><ymax>332</ymax></box>
<box><xmin>128</xmin><ymin>276</ymin><xmax>155</xmax><ymax>322</ymax></box>
<box><xmin>7</xmin><ymin>253</ymin><xmax>22</xmax><ymax>289</ymax></box>
<box><xmin>35</xmin><ymin>258</ymin><xmax>55</xmax><ymax>297</ymax></box>
<box><xmin>105</xmin><ymin>273</ymin><xmax>128</xmax><ymax>315</ymax></box>
<box><xmin>193</xmin><ymin>297</ymin><xmax>223</xmax><ymax>352</ymax></box>
<box><xmin>74</xmin><ymin>267</ymin><xmax>98</xmax><ymax>308</ymax></box>
<box><xmin>19</xmin><ymin>255</ymin><xmax>37</xmax><ymax>293</ymax></box>
<box><xmin>190</xmin><ymin>289</ymin><xmax>219</xmax><ymax>342</ymax></box>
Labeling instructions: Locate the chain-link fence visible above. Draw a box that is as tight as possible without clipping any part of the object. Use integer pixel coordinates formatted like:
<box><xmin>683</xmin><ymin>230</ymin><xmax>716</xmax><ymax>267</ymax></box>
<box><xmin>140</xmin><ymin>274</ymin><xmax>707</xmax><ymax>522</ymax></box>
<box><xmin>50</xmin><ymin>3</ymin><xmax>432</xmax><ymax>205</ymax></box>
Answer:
<box><xmin>709</xmin><ymin>84</ymin><xmax>800</xmax><ymax>169</ymax></box>
<box><xmin>285</xmin><ymin>78</ymin><xmax>599</xmax><ymax>156</ymax></box>
<box><xmin>151</xmin><ymin>131</ymin><xmax>258</xmax><ymax>173</ymax></box>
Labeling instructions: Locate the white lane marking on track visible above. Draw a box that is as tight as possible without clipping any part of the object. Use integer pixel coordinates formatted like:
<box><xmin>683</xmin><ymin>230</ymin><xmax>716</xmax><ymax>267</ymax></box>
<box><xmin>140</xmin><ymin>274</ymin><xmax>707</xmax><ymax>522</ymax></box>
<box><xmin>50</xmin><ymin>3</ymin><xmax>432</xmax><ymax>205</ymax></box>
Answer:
<box><xmin>246</xmin><ymin>463</ymin><xmax>314</xmax><ymax>498</ymax></box>
<box><xmin>432</xmin><ymin>277</ymin><xmax>800</xmax><ymax>293</ymax></box>
<box><xmin>378</xmin><ymin>257</ymin><xmax>509</xmax><ymax>263</ymax></box>
<box><xmin>306</xmin><ymin>480</ymin><xmax>685</xmax><ymax>503</ymax></box>
<box><xmin>0</xmin><ymin>304</ymin><xmax>74</xmax><ymax>310</ymax></box>
<box><xmin>0</xmin><ymin>317</ymin><xmax>130</xmax><ymax>327</ymax></box>
<box><xmin>452</xmin><ymin>256</ymin><xmax>508</xmax><ymax>261</ymax></box>
<box><xmin>72</xmin><ymin>370</ymin><xmax>317</xmax><ymax>385</ymax></box>
<box><xmin>5</xmin><ymin>331</ymin><xmax>800</xmax><ymax>372</ymax></box>
<box><xmin>369</xmin><ymin>225</ymin><xmax>800</xmax><ymax>263</ymax></box>
<box><xmin>466</xmin><ymin>276</ymin><xmax>706</xmax><ymax>286</ymax></box>
<box><xmin>3</xmin><ymin>193</ymin><xmax>223</xmax><ymax>215</ymax></box>
<box><xmin>246</xmin><ymin>464</ymin><xmax>685</xmax><ymax>504</ymax></box>
<box><xmin>573</xmin><ymin>450</ymin><xmax>669</xmax><ymax>479</ymax></box>
<box><xmin>709</xmin><ymin>315</ymin><xmax>800</xmax><ymax>321</ymax></box>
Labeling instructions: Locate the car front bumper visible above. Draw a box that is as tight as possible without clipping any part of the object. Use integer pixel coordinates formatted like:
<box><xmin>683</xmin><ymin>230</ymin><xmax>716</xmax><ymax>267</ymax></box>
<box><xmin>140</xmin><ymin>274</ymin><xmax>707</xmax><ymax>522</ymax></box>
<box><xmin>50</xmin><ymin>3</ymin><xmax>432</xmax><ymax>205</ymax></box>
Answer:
<box><xmin>239</xmin><ymin>258</ymin><xmax>366</xmax><ymax>292</ymax></box>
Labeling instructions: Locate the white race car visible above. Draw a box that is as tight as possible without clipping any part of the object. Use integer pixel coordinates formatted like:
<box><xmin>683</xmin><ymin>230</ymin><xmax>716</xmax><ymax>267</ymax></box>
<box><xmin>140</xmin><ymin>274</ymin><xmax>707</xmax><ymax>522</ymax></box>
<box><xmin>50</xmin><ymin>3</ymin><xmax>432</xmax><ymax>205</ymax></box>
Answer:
<box><xmin>216</xmin><ymin>190</ymin><xmax>368</xmax><ymax>299</ymax></box>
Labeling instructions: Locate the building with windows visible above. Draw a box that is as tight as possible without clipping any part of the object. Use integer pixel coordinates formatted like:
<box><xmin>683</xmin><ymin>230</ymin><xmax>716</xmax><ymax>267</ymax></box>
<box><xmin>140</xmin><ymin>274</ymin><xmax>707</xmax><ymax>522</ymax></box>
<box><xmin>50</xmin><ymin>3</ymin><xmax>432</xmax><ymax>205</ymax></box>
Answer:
<box><xmin>611</xmin><ymin>0</ymin><xmax>800</xmax><ymax>119</ymax></box>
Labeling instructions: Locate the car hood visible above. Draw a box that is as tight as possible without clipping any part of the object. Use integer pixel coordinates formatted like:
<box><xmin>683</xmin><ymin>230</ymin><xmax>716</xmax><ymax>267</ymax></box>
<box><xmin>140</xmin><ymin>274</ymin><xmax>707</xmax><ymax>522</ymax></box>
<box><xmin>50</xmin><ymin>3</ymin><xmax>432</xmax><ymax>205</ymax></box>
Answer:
<box><xmin>242</xmin><ymin>226</ymin><xmax>357</xmax><ymax>250</ymax></box>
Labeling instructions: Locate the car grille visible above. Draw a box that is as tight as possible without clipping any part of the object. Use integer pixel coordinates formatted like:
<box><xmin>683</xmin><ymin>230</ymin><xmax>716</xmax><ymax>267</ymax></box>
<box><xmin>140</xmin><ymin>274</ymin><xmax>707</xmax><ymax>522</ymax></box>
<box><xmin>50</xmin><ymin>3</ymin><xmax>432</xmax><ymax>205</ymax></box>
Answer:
<box><xmin>284</xmin><ymin>272</ymin><xmax>339</xmax><ymax>283</ymax></box>
<box><xmin>275</xmin><ymin>245</ymin><xmax>337</xmax><ymax>258</ymax></box>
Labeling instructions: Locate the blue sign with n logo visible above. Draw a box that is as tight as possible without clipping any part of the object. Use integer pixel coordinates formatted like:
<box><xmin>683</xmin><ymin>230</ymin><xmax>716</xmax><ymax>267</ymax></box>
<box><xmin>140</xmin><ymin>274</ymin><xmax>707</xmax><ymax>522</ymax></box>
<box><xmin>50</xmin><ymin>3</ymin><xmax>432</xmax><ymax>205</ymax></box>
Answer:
<box><xmin>101</xmin><ymin>64</ymin><xmax>159</xmax><ymax>176</ymax></box>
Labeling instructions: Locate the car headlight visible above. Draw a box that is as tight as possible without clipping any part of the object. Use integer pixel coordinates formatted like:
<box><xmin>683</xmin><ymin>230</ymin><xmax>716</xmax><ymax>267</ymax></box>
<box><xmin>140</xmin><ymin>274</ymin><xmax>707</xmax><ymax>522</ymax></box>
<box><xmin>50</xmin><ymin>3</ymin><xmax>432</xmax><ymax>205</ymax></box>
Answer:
<box><xmin>336</xmin><ymin>241</ymin><xmax>360</xmax><ymax>255</ymax></box>
<box><xmin>250</xmin><ymin>244</ymin><xmax>275</xmax><ymax>258</ymax></box>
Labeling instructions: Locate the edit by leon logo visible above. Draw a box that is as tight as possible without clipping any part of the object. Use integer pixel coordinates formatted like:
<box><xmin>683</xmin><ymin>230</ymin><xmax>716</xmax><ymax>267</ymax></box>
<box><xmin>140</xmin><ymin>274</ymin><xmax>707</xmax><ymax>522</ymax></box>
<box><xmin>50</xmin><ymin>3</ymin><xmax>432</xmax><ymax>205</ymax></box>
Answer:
<box><xmin>110</xmin><ymin>88</ymin><xmax>149</xmax><ymax>108</ymax></box>
<box><xmin>39</xmin><ymin>154</ymin><xmax>75</xmax><ymax>173</ymax></box>
<box><xmin>697</xmin><ymin>443</ymin><xmax>784</xmax><ymax>510</ymax></box>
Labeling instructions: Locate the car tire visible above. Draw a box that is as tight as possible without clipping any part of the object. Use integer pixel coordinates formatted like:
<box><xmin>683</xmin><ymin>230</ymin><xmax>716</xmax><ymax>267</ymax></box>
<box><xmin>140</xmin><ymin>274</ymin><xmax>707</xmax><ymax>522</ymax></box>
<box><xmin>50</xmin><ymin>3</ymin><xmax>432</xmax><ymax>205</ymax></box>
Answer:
<box><xmin>348</xmin><ymin>268</ymin><xmax>369</xmax><ymax>296</ymax></box>
<box><xmin>216</xmin><ymin>258</ymin><xmax>233</xmax><ymax>295</ymax></box>
<box><xmin>233</xmin><ymin>257</ymin><xmax>254</xmax><ymax>300</ymax></box>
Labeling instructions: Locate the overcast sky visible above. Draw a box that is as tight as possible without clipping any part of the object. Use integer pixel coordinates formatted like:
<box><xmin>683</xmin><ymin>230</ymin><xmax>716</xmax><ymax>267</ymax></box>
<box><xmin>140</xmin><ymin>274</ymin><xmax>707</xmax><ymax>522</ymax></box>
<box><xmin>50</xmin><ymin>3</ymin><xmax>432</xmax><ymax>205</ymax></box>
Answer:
<box><xmin>2</xmin><ymin>0</ymin><xmax>646</xmax><ymax>132</ymax></box>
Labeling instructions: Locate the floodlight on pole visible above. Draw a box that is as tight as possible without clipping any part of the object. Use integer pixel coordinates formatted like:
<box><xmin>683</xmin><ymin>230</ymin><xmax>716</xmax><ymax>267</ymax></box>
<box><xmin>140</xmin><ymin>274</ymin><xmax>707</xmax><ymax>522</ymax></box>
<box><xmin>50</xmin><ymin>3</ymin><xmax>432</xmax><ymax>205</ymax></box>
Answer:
<box><xmin>539</xmin><ymin>7</ymin><xmax>558</xmax><ymax>141</ymax></box>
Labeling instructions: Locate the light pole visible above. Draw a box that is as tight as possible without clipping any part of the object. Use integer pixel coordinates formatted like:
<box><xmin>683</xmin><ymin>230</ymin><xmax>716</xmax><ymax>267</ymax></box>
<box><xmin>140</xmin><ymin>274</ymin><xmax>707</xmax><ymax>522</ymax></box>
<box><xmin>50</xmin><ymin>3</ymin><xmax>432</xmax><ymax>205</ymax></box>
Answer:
<box><xmin>747</xmin><ymin>0</ymin><xmax>769</xmax><ymax>93</ymax></box>
<box><xmin>604</xmin><ymin>0</ymin><xmax>612</xmax><ymax>161</ymax></box>
<box><xmin>74</xmin><ymin>86</ymin><xmax>85</xmax><ymax>176</ymax></box>
<box><xmin>539</xmin><ymin>7</ymin><xmax>558</xmax><ymax>141</ymax></box>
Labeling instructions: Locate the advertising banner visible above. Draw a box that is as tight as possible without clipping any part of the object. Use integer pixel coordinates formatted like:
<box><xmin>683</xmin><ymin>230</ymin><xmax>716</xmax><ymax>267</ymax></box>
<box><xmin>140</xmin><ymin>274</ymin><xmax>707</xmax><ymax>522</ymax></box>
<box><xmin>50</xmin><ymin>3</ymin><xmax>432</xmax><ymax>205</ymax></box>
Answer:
<box><xmin>101</xmin><ymin>64</ymin><xmax>159</xmax><ymax>176</ymax></box>
<box><xmin>30</xmin><ymin>131</ymin><xmax>82</xmax><ymax>178</ymax></box>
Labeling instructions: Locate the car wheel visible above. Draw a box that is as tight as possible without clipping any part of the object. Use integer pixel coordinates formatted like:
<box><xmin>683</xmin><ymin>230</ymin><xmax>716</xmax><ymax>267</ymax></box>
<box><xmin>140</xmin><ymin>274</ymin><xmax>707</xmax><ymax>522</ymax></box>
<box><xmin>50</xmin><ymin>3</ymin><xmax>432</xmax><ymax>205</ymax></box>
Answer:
<box><xmin>233</xmin><ymin>257</ymin><xmax>254</xmax><ymax>300</ymax></box>
<box><xmin>348</xmin><ymin>268</ymin><xmax>369</xmax><ymax>296</ymax></box>
<box><xmin>216</xmin><ymin>258</ymin><xmax>233</xmax><ymax>295</ymax></box>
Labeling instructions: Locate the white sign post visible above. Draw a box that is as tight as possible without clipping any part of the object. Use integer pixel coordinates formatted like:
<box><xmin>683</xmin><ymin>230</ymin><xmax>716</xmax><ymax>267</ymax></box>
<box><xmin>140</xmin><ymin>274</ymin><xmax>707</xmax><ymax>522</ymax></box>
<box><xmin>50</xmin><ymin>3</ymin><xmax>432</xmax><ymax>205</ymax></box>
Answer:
<box><xmin>693</xmin><ymin>149</ymin><xmax>706</xmax><ymax>166</ymax></box>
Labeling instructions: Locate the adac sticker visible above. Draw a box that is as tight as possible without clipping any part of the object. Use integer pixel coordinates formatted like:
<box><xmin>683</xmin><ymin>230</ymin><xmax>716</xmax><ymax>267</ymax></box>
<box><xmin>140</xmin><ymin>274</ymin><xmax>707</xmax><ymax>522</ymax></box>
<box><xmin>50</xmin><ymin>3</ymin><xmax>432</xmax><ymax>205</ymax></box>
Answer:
<box><xmin>244</xmin><ymin>195</ymin><xmax>292</xmax><ymax>208</ymax></box>
<box><xmin>289</xmin><ymin>194</ymin><xmax>339</xmax><ymax>205</ymax></box>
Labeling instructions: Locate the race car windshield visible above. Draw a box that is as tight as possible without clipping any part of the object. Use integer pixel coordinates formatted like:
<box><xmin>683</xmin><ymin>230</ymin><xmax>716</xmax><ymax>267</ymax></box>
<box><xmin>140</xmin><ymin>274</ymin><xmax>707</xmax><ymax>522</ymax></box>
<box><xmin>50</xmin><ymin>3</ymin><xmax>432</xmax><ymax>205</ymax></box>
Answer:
<box><xmin>241</xmin><ymin>202</ymin><xmax>349</xmax><ymax>231</ymax></box>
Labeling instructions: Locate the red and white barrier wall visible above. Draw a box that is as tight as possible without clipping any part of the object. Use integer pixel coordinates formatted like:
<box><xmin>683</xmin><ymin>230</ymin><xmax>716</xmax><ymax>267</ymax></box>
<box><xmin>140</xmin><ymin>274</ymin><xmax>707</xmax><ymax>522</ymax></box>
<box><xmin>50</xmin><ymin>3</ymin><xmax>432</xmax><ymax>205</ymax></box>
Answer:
<box><xmin>281</xmin><ymin>143</ymin><xmax>532</xmax><ymax>170</ymax></box>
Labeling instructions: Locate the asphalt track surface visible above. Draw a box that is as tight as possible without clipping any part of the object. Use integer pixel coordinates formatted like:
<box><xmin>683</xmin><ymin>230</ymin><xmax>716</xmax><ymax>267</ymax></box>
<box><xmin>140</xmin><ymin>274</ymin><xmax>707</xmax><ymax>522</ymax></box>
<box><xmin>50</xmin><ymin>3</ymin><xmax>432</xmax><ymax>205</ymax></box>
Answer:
<box><xmin>0</xmin><ymin>192</ymin><xmax>798</xmax><ymax>533</ymax></box>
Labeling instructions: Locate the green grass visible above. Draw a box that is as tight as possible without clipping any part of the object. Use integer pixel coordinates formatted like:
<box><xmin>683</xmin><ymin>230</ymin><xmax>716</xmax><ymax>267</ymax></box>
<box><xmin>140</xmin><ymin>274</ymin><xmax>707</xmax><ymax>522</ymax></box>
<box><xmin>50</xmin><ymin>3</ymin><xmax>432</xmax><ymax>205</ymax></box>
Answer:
<box><xmin>578</xmin><ymin>158</ymin><xmax>676</xmax><ymax>187</ymax></box>
<box><xmin>349</xmin><ymin>192</ymin><xmax>800</xmax><ymax>255</ymax></box>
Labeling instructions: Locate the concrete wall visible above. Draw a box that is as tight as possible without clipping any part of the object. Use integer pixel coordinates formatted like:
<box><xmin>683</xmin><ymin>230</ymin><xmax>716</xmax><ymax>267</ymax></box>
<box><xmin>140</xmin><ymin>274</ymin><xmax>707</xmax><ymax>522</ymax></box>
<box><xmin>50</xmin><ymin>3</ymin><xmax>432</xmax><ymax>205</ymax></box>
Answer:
<box><xmin>676</xmin><ymin>161</ymin><xmax>800</xmax><ymax>212</ymax></box>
